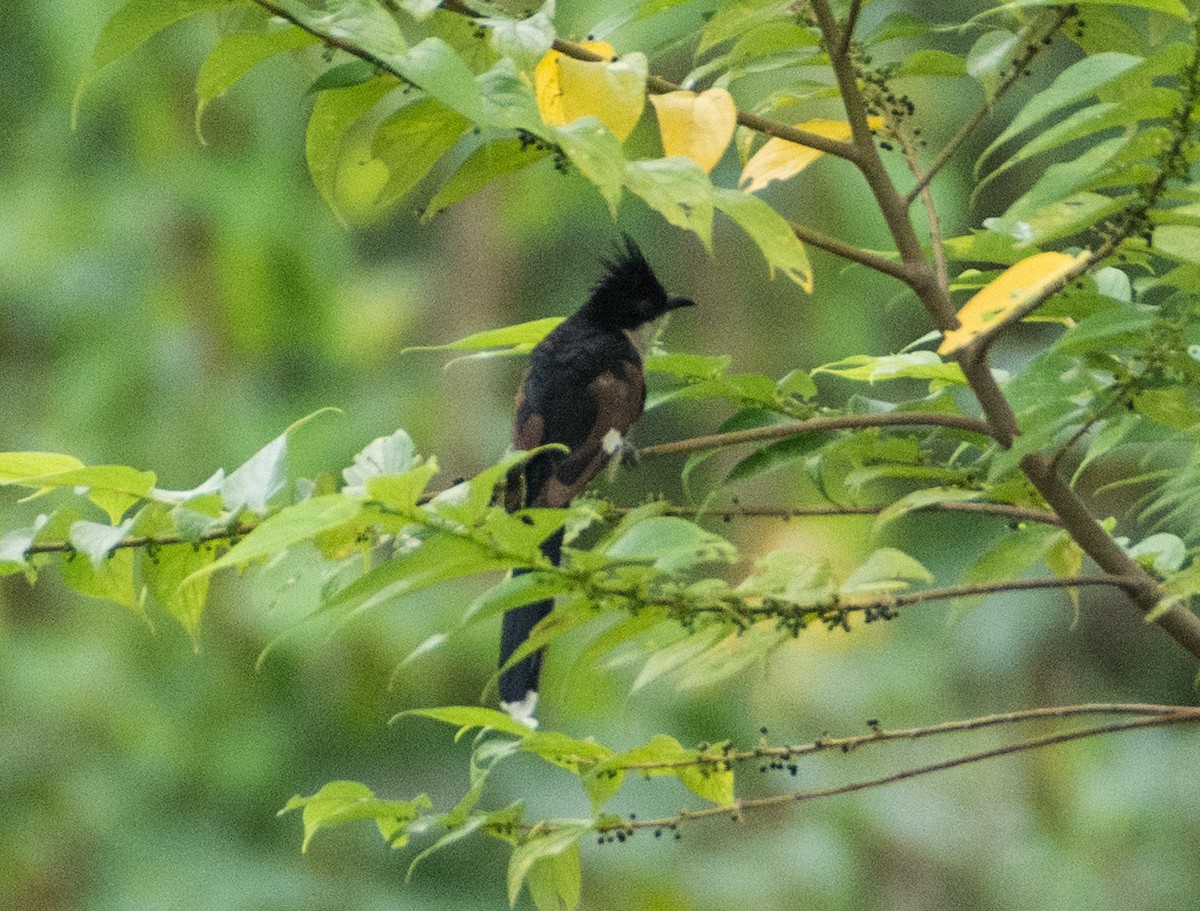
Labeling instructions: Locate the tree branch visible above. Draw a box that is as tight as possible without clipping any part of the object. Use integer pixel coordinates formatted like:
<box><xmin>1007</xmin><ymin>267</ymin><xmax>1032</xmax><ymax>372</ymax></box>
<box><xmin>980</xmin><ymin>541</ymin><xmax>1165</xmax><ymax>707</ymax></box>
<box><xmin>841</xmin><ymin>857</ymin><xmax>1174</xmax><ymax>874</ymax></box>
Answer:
<box><xmin>903</xmin><ymin>7</ymin><xmax>1073</xmax><ymax>204</ymax></box>
<box><xmin>616</xmin><ymin>703</ymin><xmax>1200</xmax><ymax>772</ymax></box>
<box><xmin>788</xmin><ymin>219</ymin><xmax>912</xmax><ymax>280</ymax></box>
<box><xmin>607</xmin><ymin>501</ymin><xmax>1062</xmax><ymax>527</ymax></box>
<box><xmin>637</xmin><ymin>411</ymin><xmax>996</xmax><ymax>459</ymax></box>
<box><xmin>610</xmin><ymin>708</ymin><xmax>1200</xmax><ymax>832</ymax></box>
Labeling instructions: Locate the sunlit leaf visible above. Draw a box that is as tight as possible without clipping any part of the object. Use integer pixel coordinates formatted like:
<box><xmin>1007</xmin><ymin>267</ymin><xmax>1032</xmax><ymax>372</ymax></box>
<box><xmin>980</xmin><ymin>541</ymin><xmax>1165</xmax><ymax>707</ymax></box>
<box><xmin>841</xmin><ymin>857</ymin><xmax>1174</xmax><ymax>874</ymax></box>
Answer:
<box><xmin>840</xmin><ymin>548</ymin><xmax>933</xmax><ymax>594</ymax></box>
<box><xmin>372</xmin><ymin>98</ymin><xmax>470</xmax><ymax>210</ymax></box>
<box><xmin>535</xmin><ymin>42</ymin><xmax>647</xmax><ymax>140</ymax></box>
<box><xmin>508</xmin><ymin>825</ymin><xmax>589</xmax><ymax>908</ymax></box>
<box><xmin>814</xmin><ymin>352</ymin><xmax>967</xmax><ymax>386</ymax></box>
<box><xmin>552</xmin><ymin>118</ymin><xmax>627</xmax><ymax>214</ymax></box>
<box><xmin>279</xmin><ymin>780</ymin><xmax>432</xmax><ymax>852</ymax></box>
<box><xmin>938</xmin><ymin>252</ymin><xmax>1088</xmax><ymax>354</ymax></box>
<box><xmin>740</xmin><ymin>119</ymin><xmax>880</xmax><ymax>193</ymax></box>
<box><xmin>398</xmin><ymin>705</ymin><xmax>535</xmax><ymax>739</ymax></box>
<box><xmin>404</xmin><ymin>317</ymin><xmax>563</xmax><ymax>357</ymax></box>
<box><xmin>59</xmin><ymin>547</ymin><xmax>140</xmax><ymax>613</ymax></box>
<box><xmin>648</xmin><ymin>89</ymin><xmax>737</xmax><ymax>173</ymax></box>
<box><xmin>306</xmin><ymin>77</ymin><xmax>397</xmax><ymax>224</ymax></box>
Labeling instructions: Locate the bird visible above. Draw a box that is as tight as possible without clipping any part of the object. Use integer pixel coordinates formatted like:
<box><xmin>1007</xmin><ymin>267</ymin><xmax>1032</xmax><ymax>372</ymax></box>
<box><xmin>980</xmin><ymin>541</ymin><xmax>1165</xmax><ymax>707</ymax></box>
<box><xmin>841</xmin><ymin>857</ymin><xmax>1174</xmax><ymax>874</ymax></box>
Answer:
<box><xmin>499</xmin><ymin>237</ymin><xmax>695</xmax><ymax>726</ymax></box>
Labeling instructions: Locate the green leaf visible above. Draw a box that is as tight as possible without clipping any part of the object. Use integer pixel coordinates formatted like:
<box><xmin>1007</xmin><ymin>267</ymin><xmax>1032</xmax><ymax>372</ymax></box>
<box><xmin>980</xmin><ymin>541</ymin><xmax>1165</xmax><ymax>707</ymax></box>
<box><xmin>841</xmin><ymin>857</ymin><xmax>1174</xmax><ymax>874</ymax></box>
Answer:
<box><xmin>713</xmin><ymin>189</ymin><xmax>813</xmax><ymax>292</ymax></box>
<box><xmin>365</xmin><ymin>460</ymin><xmax>440</xmax><ymax>512</ymax></box>
<box><xmin>306</xmin><ymin>77</ymin><xmax>397</xmax><ymax>224</ymax></box>
<box><xmin>1133</xmin><ymin>386</ymin><xmax>1200</xmax><ymax>430</ymax></box>
<box><xmin>343</xmin><ymin>429</ymin><xmax>421</xmax><ymax>492</ymax></box>
<box><xmin>604</xmin><ymin>517</ymin><xmax>736</xmax><ymax>571</ymax></box>
<box><xmin>397</xmin><ymin>37</ymin><xmax>484</xmax><ymax>120</ymax></box>
<box><xmin>477</xmin><ymin>57</ymin><xmax>544</xmax><ymax>132</ymax></box>
<box><xmin>372</xmin><ymin>97</ymin><xmax>469</xmax><ymax>210</ymax></box>
<box><xmin>145</xmin><ymin>541</ymin><xmax>217</xmax><ymax>643</ymax></box>
<box><xmin>967</xmin><ymin>30</ymin><xmax>1018</xmax><ymax>95</ymax></box>
<box><xmin>6</xmin><ymin>465</ymin><xmax>157</xmax><ymax>523</ymax></box>
<box><xmin>955</xmin><ymin>524</ymin><xmax>1066</xmax><ymax>617</ymax></box>
<box><xmin>1128</xmin><ymin>533</ymin><xmax>1186</xmax><ymax>576</ymax></box>
<box><xmin>778</xmin><ymin>368</ymin><xmax>817</xmax><ymax>400</ymax></box>
<box><xmin>74</xmin><ymin>0</ymin><xmax>232</xmax><ymax>125</ymax></box>
<box><xmin>552</xmin><ymin>118</ymin><xmax>627</xmax><ymax>216</ymax></box>
<box><xmin>195</xmin><ymin>495</ymin><xmax>364</xmax><ymax>581</ymax></box>
<box><xmin>725</xmin><ymin>432</ymin><xmax>828</xmax><ymax>484</ymax></box>
<box><xmin>896</xmin><ymin>49</ymin><xmax>966</xmax><ymax>78</ymax></box>
<box><xmin>0</xmin><ymin>452</ymin><xmax>85</xmax><ymax>482</ymax></box>
<box><xmin>992</xmin><ymin>0</ymin><xmax>1188</xmax><ymax>19</ymax></box>
<box><xmin>285</xmin><ymin>0</ymin><xmax>408</xmax><ymax>65</ymax></box>
<box><xmin>330</xmin><ymin>532</ymin><xmax>512</xmax><ymax>617</ymax></box>
<box><xmin>508</xmin><ymin>826</ymin><xmax>589</xmax><ymax>908</ymax></box>
<box><xmin>872</xmin><ymin>486</ymin><xmax>982</xmax><ymax>536</ymax></box>
<box><xmin>979</xmin><ymin>51</ymin><xmax>1144</xmax><ymax>166</ymax></box>
<box><xmin>196</xmin><ymin>22</ymin><xmax>318</xmax><ymax>141</ymax></box>
<box><xmin>526</xmin><ymin>841</ymin><xmax>581</xmax><ymax>911</ymax></box>
<box><xmin>425</xmin><ymin>139</ymin><xmax>551</xmax><ymax>220</ymax></box>
<box><xmin>398</xmin><ymin>705</ymin><xmax>535</xmax><ymax>739</ymax></box>
<box><xmin>985</xmin><ymin>192</ymin><xmax>1130</xmax><ymax>248</ymax></box>
<box><xmin>1052</xmin><ymin>307</ymin><xmax>1155</xmax><ymax>355</ymax></box>
<box><xmin>523</xmin><ymin>731</ymin><xmax>613</xmax><ymax>774</ymax></box>
<box><xmin>813</xmin><ymin>352</ymin><xmax>967</xmax><ymax>387</ymax></box>
<box><xmin>840</xmin><ymin>547</ymin><xmax>933</xmax><ymax>594</ymax></box>
<box><xmin>645</xmin><ymin>352</ymin><xmax>732</xmax><ymax>382</ymax></box>
<box><xmin>1153</xmin><ymin>225</ymin><xmax>1200</xmax><ymax>265</ymax></box>
<box><xmin>482</xmin><ymin>4</ymin><xmax>556</xmax><ymax>67</ymax></box>
<box><xmin>59</xmin><ymin>548</ymin><xmax>140</xmax><ymax>613</ymax></box>
<box><xmin>623</xmin><ymin>158</ymin><xmax>714</xmax><ymax>251</ymax></box>
<box><xmin>68</xmin><ymin>517</ymin><xmax>136</xmax><ymax>568</ymax></box>
<box><xmin>464</xmin><ymin>571</ymin><xmax>573</xmax><ymax>624</ymax></box>
<box><xmin>279</xmin><ymin>780</ymin><xmax>432</xmax><ymax>851</ymax></box>
<box><xmin>609</xmin><ymin>733</ymin><xmax>734</xmax><ymax>805</ymax></box>
<box><xmin>308</xmin><ymin>60</ymin><xmax>379</xmax><ymax>93</ymax></box>
<box><xmin>403</xmin><ymin>317</ymin><xmax>562</xmax><ymax>356</ymax></box>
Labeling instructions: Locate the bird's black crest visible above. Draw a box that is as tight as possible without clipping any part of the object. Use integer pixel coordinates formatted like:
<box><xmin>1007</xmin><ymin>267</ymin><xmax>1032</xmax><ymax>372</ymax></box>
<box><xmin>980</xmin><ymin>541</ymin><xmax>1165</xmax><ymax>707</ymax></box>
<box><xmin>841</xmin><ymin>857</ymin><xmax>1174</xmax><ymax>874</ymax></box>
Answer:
<box><xmin>581</xmin><ymin>236</ymin><xmax>671</xmax><ymax>328</ymax></box>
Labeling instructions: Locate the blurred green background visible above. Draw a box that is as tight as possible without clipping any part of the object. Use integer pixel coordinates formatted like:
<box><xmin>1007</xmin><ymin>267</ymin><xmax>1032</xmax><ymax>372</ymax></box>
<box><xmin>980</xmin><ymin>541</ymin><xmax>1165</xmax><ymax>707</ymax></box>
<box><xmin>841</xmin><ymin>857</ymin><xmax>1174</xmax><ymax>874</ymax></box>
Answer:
<box><xmin>2</xmin><ymin>2</ymin><xmax>1198</xmax><ymax>909</ymax></box>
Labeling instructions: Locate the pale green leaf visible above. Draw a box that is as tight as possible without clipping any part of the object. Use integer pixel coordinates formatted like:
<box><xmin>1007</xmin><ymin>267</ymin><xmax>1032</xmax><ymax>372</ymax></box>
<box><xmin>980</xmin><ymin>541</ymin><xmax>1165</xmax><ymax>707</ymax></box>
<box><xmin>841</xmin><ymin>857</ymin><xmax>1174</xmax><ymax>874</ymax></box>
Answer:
<box><xmin>508</xmin><ymin>826</ymin><xmax>589</xmax><ymax>908</ymax></box>
<box><xmin>343</xmin><ymin>429</ymin><xmax>420</xmax><ymax>493</ymax></box>
<box><xmin>552</xmin><ymin>118</ymin><xmax>627</xmax><ymax>216</ymax></box>
<box><xmin>145</xmin><ymin>541</ymin><xmax>217</xmax><ymax>643</ymax></box>
<box><xmin>403</xmin><ymin>317</ymin><xmax>562</xmax><ymax>356</ymax></box>
<box><xmin>279</xmin><ymin>780</ymin><xmax>431</xmax><ymax>852</ymax></box>
<box><xmin>59</xmin><ymin>548</ymin><xmax>140</xmax><ymax>612</ymax></box>
<box><xmin>196</xmin><ymin>23</ymin><xmax>318</xmax><ymax>141</ymax></box>
<box><xmin>713</xmin><ymin>188</ymin><xmax>812</xmax><ymax>291</ymax></box>
<box><xmin>74</xmin><ymin>0</ymin><xmax>233</xmax><ymax>124</ymax></box>
<box><xmin>872</xmin><ymin>486</ymin><xmax>982</xmax><ymax>536</ymax></box>
<box><xmin>623</xmin><ymin>158</ymin><xmax>714</xmax><ymax>251</ymax></box>
<box><xmin>840</xmin><ymin>547</ymin><xmax>933</xmax><ymax>594</ymax></box>
<box><xmin>398</xmin><ymin>705</ymin><xmax>535</xmax><ymax>739</ymax></box>
<box><xmin>425</xmin><ymin>139</ymin><xmax>551</xmax><ymax>220</ymax></box>
<box><xmin>372</xmin><ymin>98</ymin><xmax>469</xmax><ymax>210</ymax></box>
<box><xmin>813</xmin><ymin>352</ymin><xmax>967</xmax><ymax>386</ymax></box>
<box><xmin>306</xmin><ymin>77</ymin><xmax>397</xmax><ymax>224</ymax></box>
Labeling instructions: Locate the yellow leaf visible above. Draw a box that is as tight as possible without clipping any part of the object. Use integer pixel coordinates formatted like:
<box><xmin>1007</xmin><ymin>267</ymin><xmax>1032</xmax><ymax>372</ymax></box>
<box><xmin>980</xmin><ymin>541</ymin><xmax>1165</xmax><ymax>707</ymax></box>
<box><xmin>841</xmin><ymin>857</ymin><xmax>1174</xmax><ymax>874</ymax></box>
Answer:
<box><xmin>938</xmin><ymin>251</ymin><xmax>1088</xmax><ymax>354</ymax></box>
<box><xmin>649</xmin><ymin>88</ymin><xmax>736</xmax><ymax>173</ymax></box>
<box><xmin>534</xmin><ymin>42</ymin><xmax>647</xmax><ymax>141</ymax></box>
<box><xmin>739</xmin><ymin>118</ymin><xmax>880</xmax><ymax>193</ymax></box>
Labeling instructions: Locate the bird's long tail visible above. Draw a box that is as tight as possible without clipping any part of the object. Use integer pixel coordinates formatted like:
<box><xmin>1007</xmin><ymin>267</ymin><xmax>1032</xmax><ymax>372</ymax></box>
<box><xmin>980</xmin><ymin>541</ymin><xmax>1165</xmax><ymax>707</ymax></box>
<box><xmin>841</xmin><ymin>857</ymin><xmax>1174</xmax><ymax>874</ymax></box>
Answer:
<box><xmin>498</xmin><ymin>525</ymin><xmax>564</xmax><ymax>727</ymax></box>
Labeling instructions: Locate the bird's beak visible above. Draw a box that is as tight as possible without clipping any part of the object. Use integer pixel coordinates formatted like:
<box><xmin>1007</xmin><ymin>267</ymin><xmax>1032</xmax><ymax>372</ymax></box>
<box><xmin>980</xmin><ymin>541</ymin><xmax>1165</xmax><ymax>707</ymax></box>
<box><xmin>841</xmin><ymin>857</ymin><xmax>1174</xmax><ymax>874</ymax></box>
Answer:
<box><xmin>668</xmin><ymin>296</ymin><xmax>696</xmax><ymax>310</ymax></box>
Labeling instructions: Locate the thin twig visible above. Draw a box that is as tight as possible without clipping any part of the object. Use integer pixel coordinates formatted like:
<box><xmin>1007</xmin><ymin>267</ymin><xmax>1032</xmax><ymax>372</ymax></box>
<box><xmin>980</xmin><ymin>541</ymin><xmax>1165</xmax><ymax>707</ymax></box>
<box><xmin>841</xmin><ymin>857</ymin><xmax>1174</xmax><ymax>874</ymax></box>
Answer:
<box><xmin>611</xmin><ymin>710</ymin><xmax>1200</xmax><ymax>831</ymax></box>
<box><xmin>608</xmin><ymin>501</ymin><xmax>1062</xmax><ymax>526</ymax></box>
<box><xmin>616</xmin><ymin>703</ymin><xmax>1200</xmax><ymax>772</ymax></box>
<box><xmin>903</xmin><ymin>8</ymin><xmax>1074</xmax><ymax>205</ymax></box>
<box><xmin>638</xmin><ymin>411</ymin><xmax>996</xmax><ymax>459</ymax></box>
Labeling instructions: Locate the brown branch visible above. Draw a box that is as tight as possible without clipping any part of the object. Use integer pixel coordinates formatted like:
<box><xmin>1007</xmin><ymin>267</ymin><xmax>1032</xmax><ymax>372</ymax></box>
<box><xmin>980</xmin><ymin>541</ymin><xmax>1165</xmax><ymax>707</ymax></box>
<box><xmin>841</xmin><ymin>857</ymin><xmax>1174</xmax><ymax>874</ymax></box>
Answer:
<box><xmin>611</xmin><ymin>709</ymin><xmax>1200</xmax><ymax>831</ymax></box>
<box><xmin>608</xmin><ymin>501</ymin><xmax>1062</xmax><ymax>526</ymax></box>
<box><xmin>25</xmin><ymin>522</ymin><xmax>258</xmax><ymax>557</ymax></box>
<box><xmin>788</xmin><ymin>220</ymin><xmax>912</xmax><ymax>280</ymax></box>
<box><xmin>638</xmin><ymin>411</ymin><xmax>996</xmax><ymax>459</ymax></box>
<box><xmin>617</xmin><ymin>703</ymin><xmax>1200</xmax><ymax>772</ymax></box>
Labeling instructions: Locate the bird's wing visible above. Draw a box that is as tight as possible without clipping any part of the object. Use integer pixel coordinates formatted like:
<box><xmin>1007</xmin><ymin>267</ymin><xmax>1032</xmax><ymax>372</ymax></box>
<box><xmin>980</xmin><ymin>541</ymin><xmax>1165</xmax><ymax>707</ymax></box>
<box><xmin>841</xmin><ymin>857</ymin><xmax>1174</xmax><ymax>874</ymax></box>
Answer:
<box><xmin>532</xmin><ymin>359</ymin><xmax>644</xmax><ymax>508</ymax></box>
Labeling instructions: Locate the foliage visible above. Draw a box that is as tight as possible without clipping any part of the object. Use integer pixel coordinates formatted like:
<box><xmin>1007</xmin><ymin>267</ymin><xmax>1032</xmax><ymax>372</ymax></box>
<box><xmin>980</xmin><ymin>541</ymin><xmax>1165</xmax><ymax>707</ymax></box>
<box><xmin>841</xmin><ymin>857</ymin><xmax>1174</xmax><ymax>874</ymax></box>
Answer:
<box><xmin>14</xmin><ymin>0</ymin><xmax>1200</xmax><ymax>906</ymax></box>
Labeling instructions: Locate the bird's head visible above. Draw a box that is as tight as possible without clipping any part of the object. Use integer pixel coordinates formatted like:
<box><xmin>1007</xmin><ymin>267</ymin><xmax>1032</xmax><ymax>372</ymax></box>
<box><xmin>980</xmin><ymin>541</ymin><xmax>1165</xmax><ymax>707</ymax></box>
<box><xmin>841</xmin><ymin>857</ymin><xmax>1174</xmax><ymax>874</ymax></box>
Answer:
<box><xmin>581</xmin><ymin>236</ymin><xmax>695</xmax><ymax>329</ymax></box>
